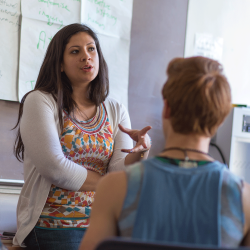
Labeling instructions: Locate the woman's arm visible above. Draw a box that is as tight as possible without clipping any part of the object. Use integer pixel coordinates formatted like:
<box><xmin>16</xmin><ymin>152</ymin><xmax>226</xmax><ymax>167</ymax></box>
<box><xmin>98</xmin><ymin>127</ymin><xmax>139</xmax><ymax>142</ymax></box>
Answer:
<box><xmin>124</xmin><ymin>150</ymin><xmax>150</xmax><ymax>165</ymax></box>
<box><xmin>79</xmin><ymin>171</ymin><xmax>127</xmax><ymax>250</ymax></box>
<box><xmin>119</xmin><ymin>124</ymin><xmax>151</xmax><ymax>165</ymax></box>
<box><xmin>20</xmin><ymin>91</ymin><xmax>97</xmax><ymax>191</ymax></box>
<box><xmin>107</xmin><ymin>103</ymin><xmax>133</xmax><ymax>172</ymax></box>
<box><xmin>107</xmin><ymin>102</ymin><xmax>151</xmax><ymax>171</ymax></box>
<box><xmin>78</xmin><ymin>170</ymin><xmax>102</xmax><ymax>191</ymax></box>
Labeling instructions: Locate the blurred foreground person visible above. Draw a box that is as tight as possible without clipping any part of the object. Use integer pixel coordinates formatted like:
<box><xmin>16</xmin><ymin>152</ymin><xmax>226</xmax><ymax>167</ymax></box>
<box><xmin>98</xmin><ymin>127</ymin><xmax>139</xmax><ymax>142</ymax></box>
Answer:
<box><xmin>80</xmin><ymin>56</ymin><xmax>250</xmax><ymax>249</ymax></box>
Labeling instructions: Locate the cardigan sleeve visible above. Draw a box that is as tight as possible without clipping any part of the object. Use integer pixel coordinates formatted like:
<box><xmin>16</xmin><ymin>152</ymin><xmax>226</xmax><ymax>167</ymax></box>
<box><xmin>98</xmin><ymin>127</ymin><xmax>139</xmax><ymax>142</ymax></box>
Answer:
<box><xmin>20</xmin><ymin>91</ymin><xmax>87</xmax><ymax>191</ymax></box>
<box><xmin>107</xmin><ymin>102</ymin><xmax>133</xmax><ymax>172</ymax></box>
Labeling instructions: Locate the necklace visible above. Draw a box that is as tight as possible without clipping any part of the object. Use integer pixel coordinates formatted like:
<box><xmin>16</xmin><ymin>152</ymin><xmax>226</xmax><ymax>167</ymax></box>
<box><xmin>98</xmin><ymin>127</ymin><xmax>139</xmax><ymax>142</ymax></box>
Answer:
<box><xmin>72</xmin><ymin>106</ymin><xmax>93</xmax><ymax>124</ymax></box>
<box><xmin>162</xmin><ymin>147</ymin><xmax>212</xmax><ymax>162</ymax></box>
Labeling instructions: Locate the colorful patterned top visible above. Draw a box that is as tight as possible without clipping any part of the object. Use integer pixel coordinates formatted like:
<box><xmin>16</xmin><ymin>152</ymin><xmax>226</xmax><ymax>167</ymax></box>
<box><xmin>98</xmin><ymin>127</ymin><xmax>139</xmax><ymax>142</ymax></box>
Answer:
<box><xmin>36</xmin><ymin>103</ymin><xmax>113</xmax><ymax>230</ymax></box>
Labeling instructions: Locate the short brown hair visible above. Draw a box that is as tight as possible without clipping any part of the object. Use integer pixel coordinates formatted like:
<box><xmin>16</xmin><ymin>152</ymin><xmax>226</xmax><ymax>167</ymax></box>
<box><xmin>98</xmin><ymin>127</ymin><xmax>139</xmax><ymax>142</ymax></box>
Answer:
<box><xmin>162</xmin><ymin>56</ymin><xmax>231</xmax><ymax>137</ymax></box>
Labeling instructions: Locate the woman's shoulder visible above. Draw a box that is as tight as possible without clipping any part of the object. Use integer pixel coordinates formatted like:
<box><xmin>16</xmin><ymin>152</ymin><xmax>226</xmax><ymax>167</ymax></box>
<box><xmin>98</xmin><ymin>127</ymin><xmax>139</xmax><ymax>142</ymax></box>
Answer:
<box><xmin>104</xmin><ymin>96</ymin><xmax>130</xmax><ymax>133</ymax></box>
<box><xmin>105</xmin><ymin>96</ymin><xmax>121</xmax><ymax>107</ymax></box>
<box><xmin>26</xmin><ymin>90</ymin><xmax>54</xmax><ymax>101</ymax></box>
<box><xmin>25</xmin><ymin>90</ymin><xmax>56</xmax><ymax>108</ymax></box>
<box><xmin>105</xmin><ymin>96</ymin><xmax>127</xmax><ymax>114</ymax></box>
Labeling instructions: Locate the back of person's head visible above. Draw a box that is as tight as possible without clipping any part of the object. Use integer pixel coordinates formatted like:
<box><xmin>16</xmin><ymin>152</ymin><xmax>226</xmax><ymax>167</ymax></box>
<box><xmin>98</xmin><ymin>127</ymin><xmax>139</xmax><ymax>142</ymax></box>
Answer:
<box><xmin>162</xmin><ymin>56</ymin><xmax>231</xmax><ymax>137</ymax></box>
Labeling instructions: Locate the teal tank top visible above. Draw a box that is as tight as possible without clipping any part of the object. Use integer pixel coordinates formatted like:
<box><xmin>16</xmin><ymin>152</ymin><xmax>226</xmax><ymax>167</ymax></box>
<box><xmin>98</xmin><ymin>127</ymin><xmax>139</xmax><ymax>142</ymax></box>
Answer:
<box><xmin>118</xmin><ymin>157</ymin><xmax>244</xmax><ymax>247</ymax></box>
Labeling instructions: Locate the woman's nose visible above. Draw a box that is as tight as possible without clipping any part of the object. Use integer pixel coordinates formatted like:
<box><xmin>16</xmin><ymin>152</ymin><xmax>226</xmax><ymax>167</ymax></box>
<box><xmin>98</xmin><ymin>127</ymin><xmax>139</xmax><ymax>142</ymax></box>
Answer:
<box><xmin>80</xmin><ymin>50</ymin><xmax>91</xmax><ymax>61</ymax></box>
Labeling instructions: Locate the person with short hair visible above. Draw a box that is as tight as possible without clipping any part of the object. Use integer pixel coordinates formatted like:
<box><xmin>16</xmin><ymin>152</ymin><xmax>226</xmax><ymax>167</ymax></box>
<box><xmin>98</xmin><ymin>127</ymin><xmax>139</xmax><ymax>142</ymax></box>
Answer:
<box><xmin>79</xmin><ymin>56</ymin><xmax>250</xmax><ymax>249</ymax></box>
<box><xmin>12</xmin><ymin>23</ymin><xmax>151</xmax><ymax>250</ymax></box>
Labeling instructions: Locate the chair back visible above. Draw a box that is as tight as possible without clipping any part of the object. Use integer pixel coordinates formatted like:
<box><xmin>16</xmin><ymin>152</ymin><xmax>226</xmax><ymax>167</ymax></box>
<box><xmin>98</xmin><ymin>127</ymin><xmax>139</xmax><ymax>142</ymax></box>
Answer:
<box><xmin>95</xmin><ymin>238</ymin><xmax>249</xmax><ymax>250</ymax></box>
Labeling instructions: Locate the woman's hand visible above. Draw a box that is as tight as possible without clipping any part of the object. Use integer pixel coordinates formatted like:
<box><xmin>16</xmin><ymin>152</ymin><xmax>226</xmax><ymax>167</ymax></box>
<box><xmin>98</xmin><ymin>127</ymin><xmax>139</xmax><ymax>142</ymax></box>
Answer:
<box><xmin>118</xmin><ymin>124</ymin><xmax>152</xmax><ymax>153</ymax></box>
<box><xmin>78</xmin><ymin>170</ymin><xmax>103</xmax><ymax>191</ymax></box>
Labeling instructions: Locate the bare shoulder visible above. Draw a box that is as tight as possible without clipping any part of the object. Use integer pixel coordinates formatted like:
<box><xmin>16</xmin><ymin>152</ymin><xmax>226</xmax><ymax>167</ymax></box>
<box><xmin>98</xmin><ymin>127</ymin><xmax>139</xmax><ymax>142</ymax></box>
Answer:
<box><xmin>98</xmin><ymin>171</ymin><xmax>126</xmax><ymax>187</ymax></box>
<box><xmin>242</xmin><ymin>181</ymin><xmax>250</xmax><ymax>210</ymax></box>
<box><xmin>96</xmin><ymin>171</ymin><xmax>127</xmax><ymax>199</ymax></box>
<box><xmin>79</xmin><ymin>171</ymin><xmax>128</xmax><ymax>250</ymax></box>
<box><xmin>241</xmin><ymin>181</ymin><xmax>250</xmax><ymax>245</ymax></box>
<box><xmin>95</xmin><ymin>171</ymin><xmax>127</xmax><ymax>218</ymax></box>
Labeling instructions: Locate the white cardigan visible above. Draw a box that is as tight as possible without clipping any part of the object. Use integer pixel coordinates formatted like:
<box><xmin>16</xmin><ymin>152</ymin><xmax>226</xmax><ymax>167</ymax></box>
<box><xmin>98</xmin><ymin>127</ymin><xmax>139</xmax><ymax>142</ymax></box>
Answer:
<box><xmin>13</xmin><ymin>91</ymin><xmax>133</xmax><ymax>246</ymax></box>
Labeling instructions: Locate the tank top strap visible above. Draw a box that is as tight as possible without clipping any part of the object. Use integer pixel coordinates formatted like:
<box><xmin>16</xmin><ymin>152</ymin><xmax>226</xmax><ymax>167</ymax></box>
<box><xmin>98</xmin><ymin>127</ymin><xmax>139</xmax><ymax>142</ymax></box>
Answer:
<box><xmin>118</xmin><ymin>162</ymin><xmax>144</xmax><ymax>236</ymax></box>
<box><xmin>220</xmin><ymin>169</ymin><xmax>244</xmax><ymax>246</ymax></box>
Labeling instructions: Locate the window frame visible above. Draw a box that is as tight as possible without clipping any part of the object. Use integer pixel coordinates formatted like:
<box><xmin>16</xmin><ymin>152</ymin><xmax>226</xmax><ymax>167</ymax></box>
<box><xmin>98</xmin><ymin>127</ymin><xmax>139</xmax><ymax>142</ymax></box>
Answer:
<box><xmin>0</xmin><ymin>179</ymin><xmax>23</xmax><ymax>187</ymax></box>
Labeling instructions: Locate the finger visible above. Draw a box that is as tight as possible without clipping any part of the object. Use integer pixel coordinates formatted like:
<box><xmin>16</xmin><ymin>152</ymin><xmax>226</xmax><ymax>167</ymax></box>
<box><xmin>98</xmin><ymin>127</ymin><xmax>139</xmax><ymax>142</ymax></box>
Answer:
<box><xmin>121</xmin><ymin>148</ymin><xmax>134</xmax><ymax>153</ymax></box>
<box><xmin>140</xmin><ymin>126</ymin><xmax>152</xmax><ymax>135</ymax></box>
<box><xmin>142</xmin><ymin>141</ymin><xmax>147</xmax><ymax>148</ymax></box>
<box><xmin>136</xmin><ymin>138</ymin><xmax>148</xmax><ymax>149</ymax></box>
<box><xmin>129</xmin><ymin>145</ymin><xmax>145</xmax><ymax>153</ymax></box>
<box><xmin>121</xmin><ymin>144</ymin><xmax>145</xmax><ymax>153</ymax></box>
<box><xmin>141</xmin><ymin>134</ymin><xmax>152</xmax><ymax>148</ymax></box>
<box><xmin>118</xmin><ymin>124</ymin><xmax>132</xmax><ymax>134</ymax></box>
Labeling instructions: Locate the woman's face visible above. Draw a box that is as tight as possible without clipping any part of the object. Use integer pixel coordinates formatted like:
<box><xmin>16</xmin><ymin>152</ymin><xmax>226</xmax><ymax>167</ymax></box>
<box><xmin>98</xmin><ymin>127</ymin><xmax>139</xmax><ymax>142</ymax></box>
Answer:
<box><xmin>61</xmin><ymin>32</ymin><xmax>99</xmax><ymax>87</ymax></box>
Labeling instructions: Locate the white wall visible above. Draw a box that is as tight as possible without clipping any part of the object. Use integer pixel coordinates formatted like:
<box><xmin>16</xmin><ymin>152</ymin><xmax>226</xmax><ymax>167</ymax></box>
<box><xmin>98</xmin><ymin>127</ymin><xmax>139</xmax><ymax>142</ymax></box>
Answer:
<box><xmin>129</xmin><ymin>0</ymin><xmax>188</xmax><ymax>157</ymax></box>
<box><xmin>0</xmin><ymin>193</ymin><xmax>19</xmax><ymax>233</ymax></box>
<box><xmin>185</xmin><ymin>0</ymin><xmax>250</xmax><ymax>106</ymax></box>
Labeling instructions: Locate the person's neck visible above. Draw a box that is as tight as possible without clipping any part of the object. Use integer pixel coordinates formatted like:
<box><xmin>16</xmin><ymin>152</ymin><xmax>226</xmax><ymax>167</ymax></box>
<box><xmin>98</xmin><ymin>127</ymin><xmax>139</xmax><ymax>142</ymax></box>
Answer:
<box><xmin>71</xmin><ymin>84</ymin><xmax>93</xmax><ymax>107</ymax></box>
<box><xmin>158</xmin><ymin>132</ymin><xmax>212</xmax><ymax>161</ymax></box>
<box><xmin>70</xmin><ymin>83</ymin><xmax>97</xmax><ymax>121</ymax></box>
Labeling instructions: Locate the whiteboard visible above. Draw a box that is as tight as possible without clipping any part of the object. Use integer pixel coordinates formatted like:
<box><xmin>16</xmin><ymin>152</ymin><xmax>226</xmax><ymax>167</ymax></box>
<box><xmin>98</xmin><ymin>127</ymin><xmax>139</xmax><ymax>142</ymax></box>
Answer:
<box><xmin>18</xmin><ymin>0</ymin><xmax>81</xmax><ymax>101</ymax></box>
<box><xmin>81</xmin><ymin>0</ymin><xmax>133</xmax><ymax>106</ymax></box>
<box><xmin>0</xmin><ymin>0</ymin><xmax>21</xmax><ymax>101</ymax></box>
<box><xmin>185</xmin><ymin>0</ymin><xmax>250</xmax><ymax>106</ymax></box>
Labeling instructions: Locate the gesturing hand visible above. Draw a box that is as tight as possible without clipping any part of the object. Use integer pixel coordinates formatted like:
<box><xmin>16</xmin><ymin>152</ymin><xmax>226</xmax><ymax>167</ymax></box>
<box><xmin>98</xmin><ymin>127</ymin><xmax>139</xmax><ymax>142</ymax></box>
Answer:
<box><xmin>118</xmin><ymin>124</ymin><xmax>152</xmax><ymax>153</ymax></box>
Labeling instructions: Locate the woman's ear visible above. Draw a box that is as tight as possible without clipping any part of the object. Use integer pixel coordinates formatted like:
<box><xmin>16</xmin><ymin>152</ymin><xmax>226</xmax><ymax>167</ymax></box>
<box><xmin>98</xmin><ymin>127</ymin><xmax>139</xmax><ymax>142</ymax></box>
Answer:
<box><xmin>163</xmin><ymin>99</ymin><xmax>171</xmax><ymax>119</ymax></box>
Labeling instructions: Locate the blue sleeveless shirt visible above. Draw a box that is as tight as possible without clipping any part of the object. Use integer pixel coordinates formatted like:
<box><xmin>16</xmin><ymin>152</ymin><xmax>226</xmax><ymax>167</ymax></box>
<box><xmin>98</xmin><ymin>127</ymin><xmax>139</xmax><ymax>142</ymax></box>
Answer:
<box><xmin>118</xmin><ymin>157</ymin><xmax>244</xmax><ymax>247</ymax></box>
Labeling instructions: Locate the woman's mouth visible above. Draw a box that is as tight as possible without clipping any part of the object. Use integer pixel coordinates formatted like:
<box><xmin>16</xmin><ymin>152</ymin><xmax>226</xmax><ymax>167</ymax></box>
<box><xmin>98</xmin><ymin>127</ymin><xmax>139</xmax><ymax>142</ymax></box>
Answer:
<box><xmin>81</xmin><ymin>65</ymin><xmax>93</xmax><ymax>72</ymax></box>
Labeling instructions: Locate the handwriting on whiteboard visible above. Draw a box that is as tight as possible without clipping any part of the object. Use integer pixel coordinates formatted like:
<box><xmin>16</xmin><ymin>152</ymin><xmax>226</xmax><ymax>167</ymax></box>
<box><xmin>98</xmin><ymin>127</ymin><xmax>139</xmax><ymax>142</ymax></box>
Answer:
<box><xmin>0</xmin><ymin>0</ymin><xmax>20</xmax><ymax>29</ymax></box>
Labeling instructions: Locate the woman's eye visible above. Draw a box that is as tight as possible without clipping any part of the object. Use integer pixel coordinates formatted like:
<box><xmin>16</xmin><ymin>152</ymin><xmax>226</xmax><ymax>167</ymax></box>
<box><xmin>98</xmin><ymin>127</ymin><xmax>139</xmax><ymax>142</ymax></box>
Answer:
<box><xmin>71</xmin><ymin>50</ymin><xmax>79</xmax><ymax>54</ymax></box>
<box><xmin>88</xmin><ymin>47</ymin><xmax>95</xmax><ymax>52</ymax></box>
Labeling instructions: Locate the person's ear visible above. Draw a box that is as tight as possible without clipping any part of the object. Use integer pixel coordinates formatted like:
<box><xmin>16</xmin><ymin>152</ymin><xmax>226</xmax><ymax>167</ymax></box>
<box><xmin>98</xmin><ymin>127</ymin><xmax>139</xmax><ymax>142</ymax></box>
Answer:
<box><xmin>163</xmin><ymin>99</ymin><xmax>171</xmax><ymax>119</ymax></box>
